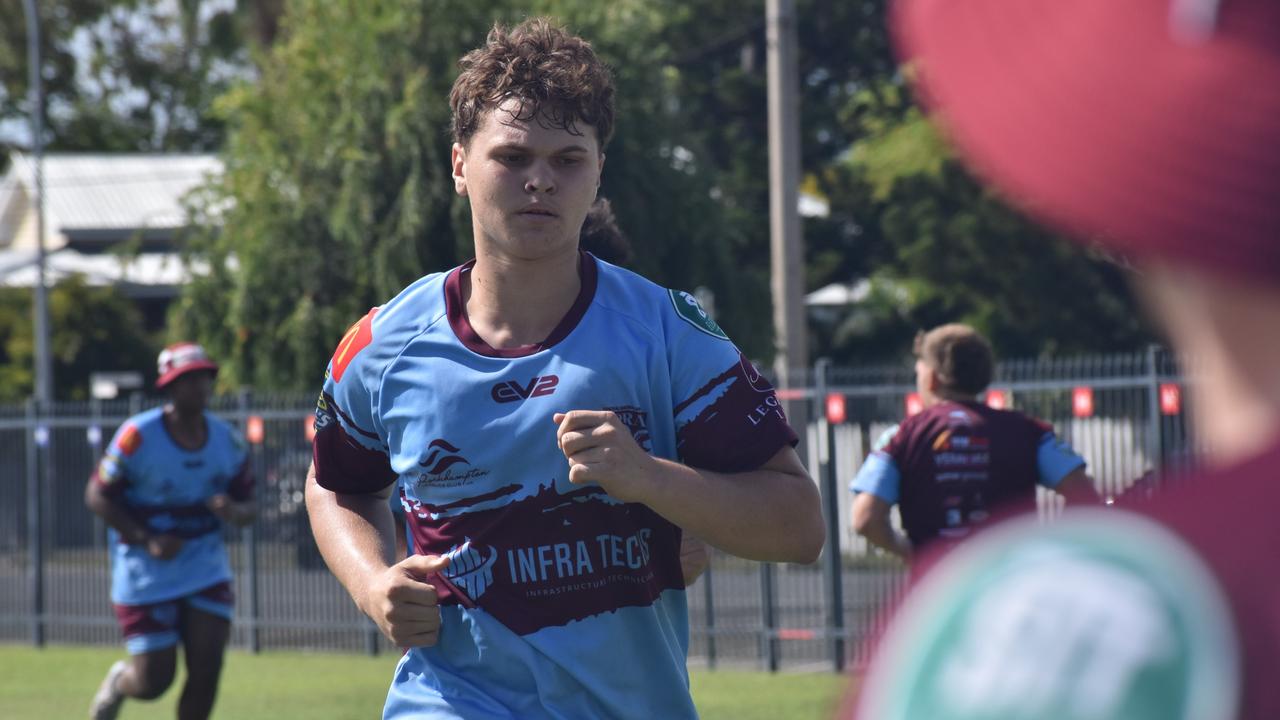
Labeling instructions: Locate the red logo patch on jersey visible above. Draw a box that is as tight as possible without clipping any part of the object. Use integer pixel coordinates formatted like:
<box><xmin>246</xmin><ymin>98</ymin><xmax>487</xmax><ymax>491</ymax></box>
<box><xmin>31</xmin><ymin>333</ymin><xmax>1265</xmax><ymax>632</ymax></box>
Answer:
<box><xmin>116</xmin><ymin>424</ymin><xmax>143</xmax><ymax>456</ymax></box>
<box><xmin>330</xmin><ymin>308</ymin><xmax>378</xmax><ymax>383</ymax></box>
<box><xmin>932</xmin><ymin>429</ymin><xmax>952</xmax><ymax>451</ymax></box>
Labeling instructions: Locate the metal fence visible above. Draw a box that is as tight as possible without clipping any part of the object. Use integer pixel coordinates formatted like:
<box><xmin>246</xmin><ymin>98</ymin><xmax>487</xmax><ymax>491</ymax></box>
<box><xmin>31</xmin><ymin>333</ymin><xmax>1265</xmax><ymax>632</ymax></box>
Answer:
<box><xmin>0</xmin><ymin>348</ymin><xmax>1192</xmax><ymax>672</ymax></box>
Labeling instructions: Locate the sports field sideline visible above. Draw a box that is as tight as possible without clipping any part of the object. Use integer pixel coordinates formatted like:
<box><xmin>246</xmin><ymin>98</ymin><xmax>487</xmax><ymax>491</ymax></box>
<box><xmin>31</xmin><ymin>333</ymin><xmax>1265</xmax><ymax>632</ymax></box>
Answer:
<box><xmin>0</xmin><ymin>644</ymin><xmax>848</xmax><ymax>719</ymax></box>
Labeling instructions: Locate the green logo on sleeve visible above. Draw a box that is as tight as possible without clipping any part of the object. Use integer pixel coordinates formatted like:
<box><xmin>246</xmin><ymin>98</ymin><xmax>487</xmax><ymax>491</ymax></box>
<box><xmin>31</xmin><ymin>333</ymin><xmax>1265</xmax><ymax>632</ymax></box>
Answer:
<box><xmin>669</xmin><ymin>290</ymin><xmax>728</xmax><ymax>340</ymax></box>
<box><xmin>858</xmin><ymin>511</ymin><xmax>1240</xmax><ymax>720</ymax></box>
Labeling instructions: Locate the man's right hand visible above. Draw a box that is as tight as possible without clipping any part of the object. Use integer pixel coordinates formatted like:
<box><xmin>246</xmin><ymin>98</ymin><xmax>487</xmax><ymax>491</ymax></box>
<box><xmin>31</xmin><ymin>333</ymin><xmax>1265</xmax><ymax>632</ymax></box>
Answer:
<box><xmin>145</xmin><ymin>534</ymin><xmax>183</xmax><ymax>560</ymax></box>
<box><xmin>358</xmin><ymin>553</ymin><xmax>451</xmax><ymax>647</ymax></box>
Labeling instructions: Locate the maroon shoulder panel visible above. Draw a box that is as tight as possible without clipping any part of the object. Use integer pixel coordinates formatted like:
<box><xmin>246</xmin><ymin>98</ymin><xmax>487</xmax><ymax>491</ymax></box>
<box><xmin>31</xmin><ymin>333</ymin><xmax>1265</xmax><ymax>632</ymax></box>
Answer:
<box><xmin>312</xmin><ymin>422</ymin><xmax>397</xmax><ymax>495</ymax></box>
<box><xmin>676</xmin><ymin>353</ymin><xmax>799</xmax><ymax>473</ymax></box>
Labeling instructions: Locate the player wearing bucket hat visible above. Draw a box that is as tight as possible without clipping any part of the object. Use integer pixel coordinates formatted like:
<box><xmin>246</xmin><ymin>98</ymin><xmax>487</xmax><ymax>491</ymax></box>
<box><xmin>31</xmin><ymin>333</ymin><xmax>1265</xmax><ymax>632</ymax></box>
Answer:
<box><xmin>86</xmin><ymin>342</ymin><xmax>253</xmax><ymax>720</ymax></box>
<box><xmin>155</xmin><ymin>342</ymin><xmax>220</xmax><ymax>390</ymax></box>
<box><xmin>848</xmin><ymin>1</ymin><xmax>1280</xmax><ymax>718</ymax></box>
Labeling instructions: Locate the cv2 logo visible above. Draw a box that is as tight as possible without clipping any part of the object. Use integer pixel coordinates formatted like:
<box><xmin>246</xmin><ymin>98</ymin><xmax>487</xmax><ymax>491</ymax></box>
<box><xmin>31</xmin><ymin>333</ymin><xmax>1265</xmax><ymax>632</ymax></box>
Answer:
<box><xmin>491</xmin><ymin>375</ymin><xmax>559</xmax><ymax>404</ymax></box>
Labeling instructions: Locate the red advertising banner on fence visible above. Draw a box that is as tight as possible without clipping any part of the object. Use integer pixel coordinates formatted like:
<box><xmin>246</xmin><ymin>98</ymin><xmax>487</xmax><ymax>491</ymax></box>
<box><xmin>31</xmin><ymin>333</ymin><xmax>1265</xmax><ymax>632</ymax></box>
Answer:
<box><xmin>1160</xmin><ymin>383</ymin><xmax>1182</xmax><ymax>415</ymax></box>
<box><xmin>985</xmin><ymin>389</ymin><xmax>1009</xmax><ymax>410</ymax></box>
<box><xmin>905</xmin><ymin>392</ymin><xmax>923</xmax><ymax>417</ymax></box>
<box><xmin>246</xmin><ymin>415</ymin><xmax>265</xmax><ymax>445</ymax></box>
<box><xmin>825</xmin><ymin>393</ymin><xmax>847</xmax><ymax>425</ymax></box>
<box><xmin>1073</xmin><ymin>387</ymin><xmax>1094</xmax><ymax>417</ymax></box>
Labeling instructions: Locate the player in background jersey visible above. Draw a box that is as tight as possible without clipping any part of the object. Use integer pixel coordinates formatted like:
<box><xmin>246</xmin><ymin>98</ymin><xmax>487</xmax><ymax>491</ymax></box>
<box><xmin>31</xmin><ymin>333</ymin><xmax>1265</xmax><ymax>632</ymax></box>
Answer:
<box><xmin>850</xmin><ymin>1</ymin><xmax>1280</xmax><ymax>717</ymax></box>
<box><xmin>85</xmin><ymin>343</ymin><xmax>255</xmax><ymax>720</ymax></box>
<box><xmin>304</xmin><ymin>18</ymin><xmax>822</xmax><ymax>720</ymax></box>
<box><xmin>849</xmin><ymin>323</ymin><xmax>1099</xmax><ymax>561</ymax></box>
<box><xmin>578</xmin><ymin>196</ymin><xmax>633</xmax><ymax>267</ymax></box>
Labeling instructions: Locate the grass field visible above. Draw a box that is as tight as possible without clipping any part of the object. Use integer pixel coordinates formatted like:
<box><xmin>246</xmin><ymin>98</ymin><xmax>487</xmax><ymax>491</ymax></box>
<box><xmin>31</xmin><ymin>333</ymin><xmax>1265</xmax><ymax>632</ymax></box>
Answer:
<box><xmin>0</xmin><ymin>644</ymin><xmax>849</xmax><ymax>719</ymax></box>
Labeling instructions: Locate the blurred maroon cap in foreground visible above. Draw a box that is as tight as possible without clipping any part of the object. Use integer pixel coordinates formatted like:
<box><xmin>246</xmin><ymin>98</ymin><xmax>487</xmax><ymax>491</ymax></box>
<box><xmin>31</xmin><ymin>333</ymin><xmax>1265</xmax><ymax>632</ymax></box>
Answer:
<box><xmin>894</xmin><ymin>0</ymin><xmax>1280</xmax><ymax>284</ymax></box>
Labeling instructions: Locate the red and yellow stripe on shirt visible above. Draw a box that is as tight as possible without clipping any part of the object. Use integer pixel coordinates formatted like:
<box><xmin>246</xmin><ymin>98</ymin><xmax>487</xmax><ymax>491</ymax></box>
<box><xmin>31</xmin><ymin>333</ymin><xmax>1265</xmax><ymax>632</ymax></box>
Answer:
<box><xmin>116</xmin><ymin>424</ymin><xmax>143</xmax><ymax>455</ymax></box>
<box><xmin>330</xmin><ymin>308</ymin><xmax>378</xmax><ymax>384</ymax></box>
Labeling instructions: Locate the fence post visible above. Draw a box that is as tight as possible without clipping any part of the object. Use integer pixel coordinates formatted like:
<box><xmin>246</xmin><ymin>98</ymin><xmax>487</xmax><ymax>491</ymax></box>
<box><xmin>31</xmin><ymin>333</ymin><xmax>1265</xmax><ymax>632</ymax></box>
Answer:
<box><xmin>703</xmin><ymin>559</ymin><xmax>716</xmax><ymax>670</ymax></box>
<box><xmin>25</xmin><ymin>397</ymin><xmax>45</xmax><ymax>647</ymax></box>
<box><xmin>759</xmin><ymin>563</ymin><xmax>779</xmax><ymax>672</ymax></box>
<box><xmin>1145</xmin><ymin>345</ymin><xmax>1163</xmax><ymax>479</ymax></box>
<box><xmin>365</xmin><ymin>619</ymin><xmax>381</xmax><ymax>656</ymax></box>
<box><xmin>815</xmin><ymin>358</ymin><xmax>846</xmax><ymax>672</ymax></box>
<box><xmin>89</xmin><ymin>398</ymin><xmax>105</xmax><ymax>550</ymax></box>
<box><xmin>238</xmin><ymin>389</ymin><xmax>262</xmax><ymax>653</ymax></box>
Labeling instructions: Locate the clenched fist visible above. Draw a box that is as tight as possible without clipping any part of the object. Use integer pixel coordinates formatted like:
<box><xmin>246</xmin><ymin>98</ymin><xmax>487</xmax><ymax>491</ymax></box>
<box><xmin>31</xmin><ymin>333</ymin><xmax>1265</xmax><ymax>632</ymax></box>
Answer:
<box><xmin>358</xmin><ymin>553</ymin><xmax>451</xmax><ymax>647</ymax></box>
<box><xmin>554</xmin><ymin>410</ymin><xmax>658</xmax><ymax>503</ymax></box>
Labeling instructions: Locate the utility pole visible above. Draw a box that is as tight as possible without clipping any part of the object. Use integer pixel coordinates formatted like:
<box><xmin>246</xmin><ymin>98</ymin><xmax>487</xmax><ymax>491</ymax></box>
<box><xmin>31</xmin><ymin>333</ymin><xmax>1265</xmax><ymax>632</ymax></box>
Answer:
<box><xmin>22</xmin><ymin>0</ymin><xmax>51</xmax><ymax>649</ymax></box>
<box><xmin>24</xmin><ymin>0</ymin><xmax>53</xmax><ymax>406</ymax></box>
<box><xmin>767</xmin><ymin>0</ymin><xmax>808</xmax><ymax>405</ymax></box>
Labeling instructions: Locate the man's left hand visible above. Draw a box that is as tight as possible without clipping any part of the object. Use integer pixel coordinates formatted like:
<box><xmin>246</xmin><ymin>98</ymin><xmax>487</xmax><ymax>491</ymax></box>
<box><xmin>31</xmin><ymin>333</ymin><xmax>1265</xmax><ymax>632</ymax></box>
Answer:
<box><xmin>553</xmin><ymin>410</ymin><xmax>656</xmax><ymax>503</ymax></box>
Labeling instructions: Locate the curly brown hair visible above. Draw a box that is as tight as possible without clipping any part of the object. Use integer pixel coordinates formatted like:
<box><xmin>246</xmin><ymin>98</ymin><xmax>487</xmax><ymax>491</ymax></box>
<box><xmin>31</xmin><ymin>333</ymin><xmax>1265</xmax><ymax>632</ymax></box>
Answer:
<box><xmin>450</xmin><ymin>18</ymin><xmax>615</xmax><ymax>149</ymax></box>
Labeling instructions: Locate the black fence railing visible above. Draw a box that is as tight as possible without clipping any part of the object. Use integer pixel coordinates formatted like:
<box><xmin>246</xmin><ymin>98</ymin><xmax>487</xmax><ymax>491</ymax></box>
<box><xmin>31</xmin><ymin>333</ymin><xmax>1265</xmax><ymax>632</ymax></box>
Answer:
<box><xmin>1</xmin><ymin>348</ymin><xmax>1192</xmax><ymax>672</ymax></box>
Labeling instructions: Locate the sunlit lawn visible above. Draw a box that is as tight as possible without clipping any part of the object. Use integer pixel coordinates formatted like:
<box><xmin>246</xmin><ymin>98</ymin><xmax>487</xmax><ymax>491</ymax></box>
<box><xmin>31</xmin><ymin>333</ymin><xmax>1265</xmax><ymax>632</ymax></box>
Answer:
<box><xmin>0</xmin><ymin>644</ymin><xmax>849</xmax><ymax>719</ymax></box>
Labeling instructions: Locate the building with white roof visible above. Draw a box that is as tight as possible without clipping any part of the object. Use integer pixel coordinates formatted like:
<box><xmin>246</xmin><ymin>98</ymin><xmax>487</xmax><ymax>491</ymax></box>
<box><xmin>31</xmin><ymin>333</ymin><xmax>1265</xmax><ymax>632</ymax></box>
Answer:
<box><xmin>0</xmin><ymin>152</ymin><xmax>222</xmax><ymax>327</ymax></box>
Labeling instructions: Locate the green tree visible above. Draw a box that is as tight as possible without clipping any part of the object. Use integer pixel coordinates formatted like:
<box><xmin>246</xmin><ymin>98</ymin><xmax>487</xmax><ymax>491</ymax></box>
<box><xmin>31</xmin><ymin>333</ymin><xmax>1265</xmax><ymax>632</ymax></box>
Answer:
<box><xmin>0</xmin><ymin>275</ymin><xmax>158</xmax><ymax>401</ymax></box>
<box><xmin>806</xmin><ymin>85</ymin><xmax>1152</xmax><ymax>363</ymax></box>
<box><xmin>4</xmin><ymin>0</ymin><xmax>1155</xmax><ymax>385</ymax></box>
<box><xmin>175</xmin><ymin>0</ymin><xmax>492</xmax><ymax>389</ymax></box>
<box><xmin>644</xmin><ymin>0</ymin><xmax>901</xmax><ymax>354</ymax></box>
<box><xmin>0</xmin><ymin>0</ymin><xmax>282</xmax><ymax>162</ymax></box>
<box><xmin>651</xmin><ymin>0</ymin><xmax>1151</xmax><ymax>363</ymax></box>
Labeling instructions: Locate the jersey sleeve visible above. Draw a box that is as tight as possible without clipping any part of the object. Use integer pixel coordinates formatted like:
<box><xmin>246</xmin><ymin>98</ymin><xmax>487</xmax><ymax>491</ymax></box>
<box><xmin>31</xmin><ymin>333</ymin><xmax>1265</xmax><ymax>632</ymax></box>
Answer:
<box><xmin>850</xmin><ymin>452</ymin><xmax>902</xmax><ymax>504</ymax></box>
<box><xmin>312</xmin><ymin>308</ymin><xmax>399</xmax><ymax>494</ymax></box>
<box><xmin>666</xmin><ymin>290</ymin><xmax>798</xmax><ymax>473</ymax></box>
<box><xmin>1036</xmin><ymin>431</ymin><xmax>1086</xmax><ymax>488</ymax></box>
<box><xmin>849</xmin><ymin>424</ymin><xmax>903</xmax><ymax>502</ymax></box>
<box><xmin>92</xmin><ymin>423</ymin><xmax>143</xmax><ymax>498</ymax></box>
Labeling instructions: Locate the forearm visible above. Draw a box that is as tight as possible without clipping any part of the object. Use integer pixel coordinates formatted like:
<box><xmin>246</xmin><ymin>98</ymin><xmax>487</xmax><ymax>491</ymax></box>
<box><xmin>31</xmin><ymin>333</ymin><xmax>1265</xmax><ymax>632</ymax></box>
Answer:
<box><xmin>1055</xmin><ymin>467</ymin><xmax>1102</xmax><ymax>506</ymax></box>
<box><xmin>637</xmin><ymin>455</ymin><xmax>823</xmax><ymax>564</ymax></box>
<box><xmin>304</xmin><ymin>469</ymin><xmax>397</xmax><ymax>610</ymax></box>
<box><xmin>852</xmin><ymin>493</ymin><xmax>911</xmax><ymax>559</ymax></box>
<box><xmin>858</xmin><ymin>514</ymin><xmax>911</xmax><ymax>559</ymax></box>
<box><xmin>84</xmin><ymin>484</ymin><xmax>149</xmax><ymax>544</ymax></box>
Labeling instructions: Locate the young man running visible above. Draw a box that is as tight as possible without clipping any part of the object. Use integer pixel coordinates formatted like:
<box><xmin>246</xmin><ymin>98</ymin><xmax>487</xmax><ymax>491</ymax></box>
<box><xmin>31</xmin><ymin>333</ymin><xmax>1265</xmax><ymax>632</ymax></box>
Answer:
<box><xmin>305</xmin><ymin>18</ymin><xmax>823</xmax><ymax>719</ymax></box>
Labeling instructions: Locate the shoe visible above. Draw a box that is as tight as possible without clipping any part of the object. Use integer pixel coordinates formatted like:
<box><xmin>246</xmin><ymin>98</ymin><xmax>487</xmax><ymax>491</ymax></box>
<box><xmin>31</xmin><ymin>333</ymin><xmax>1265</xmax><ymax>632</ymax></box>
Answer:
<box><xmin>89</xmin><ymin>660</ymin><xmax>127</xmax><ymax>720</ymax></box>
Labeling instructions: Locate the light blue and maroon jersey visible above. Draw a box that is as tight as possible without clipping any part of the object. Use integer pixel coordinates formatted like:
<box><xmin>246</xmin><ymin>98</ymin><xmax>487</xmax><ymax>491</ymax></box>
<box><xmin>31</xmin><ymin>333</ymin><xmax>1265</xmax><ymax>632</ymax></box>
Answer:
<box><xmin>313</xmin><ymin>252</ymin><xmax>797</xmax><ymax>720</ymax></box>
<box><xmin>94</xmin><ymin>407</ymin><xmax>252</xmax><ymax>605</ymax></box>
<box><xmin>850</xmin><ymin>400</ymin><xmax>1084</xmax><ymax>550</ymax></box>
